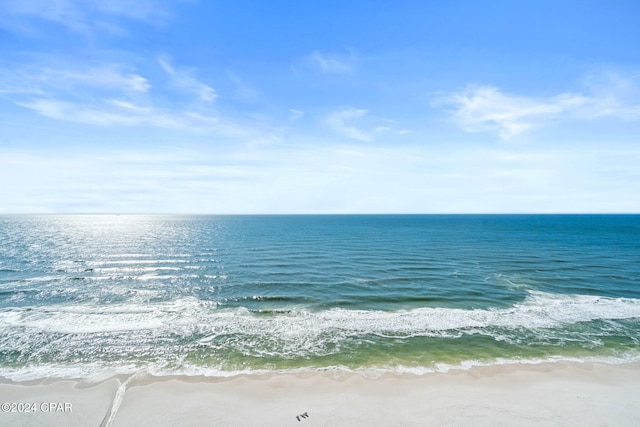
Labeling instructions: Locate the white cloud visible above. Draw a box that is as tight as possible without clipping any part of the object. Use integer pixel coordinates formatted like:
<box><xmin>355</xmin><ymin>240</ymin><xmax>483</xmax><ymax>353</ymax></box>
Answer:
<box><xmin>48</xmin><ymin>66</ymin><xmax>151</xmax><ymax>93</ymax></box>
<box><xmin>15</xmin><ymin>98</ymin><xmax>256</xmax><ymax>138</ymax></box>
<box><xmin>437</xmin><ymin>72</ymin><xmax>640</xmax><ymax>139</ymax></box>
<box><xmin>227</xmin><ymin>71</ymin><xmax>259</xmax><ymax>103</ymax></box>
<box><xmin>323</xmin><ymin>107</ymin><xmax>391</xmax><ymax>141</ymax></box>
<box><xmin>437</xmin><ymin>86</ymin><xmax>587</xmax><ymax>139</ymax></box>
<box><xmin>0</xmin><ymin>65</ymin><xmax>150</xmax><ymax>96</ymax></box>
<box><xmin>0</xmin><ymin>59</ymin><xmax>263</xmax><ymax>138</ymax></box>
<box><xmin>158</xmin><ymin>56</ymin><xmax>218</xmax><ymax>102</ymax></box>
<box><xmin>16</xmin><ymin>99</ymin><xmax>143</xmax><ymax>126</ymax></box>
<box><xmin>0</xmin><ymin>0</ymin><xmax>169</xmax><ymax>36</ymax></box>
<box><xmin>579</xmin><ymin>71</ymin><xmax>640</xmax><ymax>119</ymax></box>
<box><xmin>289</xmin><ymin>109</ymin><xmax>304</xmax><ymax>121</ymax></box>
<box><xmin>303</xmin><ymin>51</ymin><xmax>355</xmax><ymax>74</ymax></box>
<box><xmin>106</xmin><ymin>99</ymin><xmax>152</xmax><ymax>113</ymax></box>
<box><xmin>0</xmin><ymin>0</ymin><xmax>88</xmax><ymax>33</ymax></box>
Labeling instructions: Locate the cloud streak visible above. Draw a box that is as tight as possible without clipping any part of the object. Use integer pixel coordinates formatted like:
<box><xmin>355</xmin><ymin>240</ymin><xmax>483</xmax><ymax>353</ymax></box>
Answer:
<box><xmin>0</xmin><ymin>0</ymin><xmax>169</xmax><ymax>37</ymax></box>
<box><xmin>301</xmin><ymin>51</ymin><xmax>356</xmax><ymax>74</ymax></box>
<box><xmin>46</xmin><ymin>66</ymin><xmax>151</xmax><ymax>93</ymax></box>
<box><xmin>1</xmin><ymin>60</ymin><xmax>267</xmax><ymax>139</ymax></box>
<box><xmin>438</xmin><ymin>86</ymin><xmax>585</xmax><ymax>139</ymax></box>
<box><xmin>158</xmin><ymin>56</ymin><xmax>218</xmax><ymax>102</ymax></box>
<box><xmin>437</xmin><ymin>72</ymin><xmax>640</xmax><ymax>139</ymax></box>
<box><xmin>0</xmin><ymin>64</ymin><xmax>150</xmax><ymax>97</ymax></box>
<box><xmin>323</xmin><ymin>107</ymin><xmax>391</xmax><ymax>141</ymax></box>
<box><xmin>15</xmin><ymin>97</ymin><xmax>257</xmax><ymax>138</ymax></box>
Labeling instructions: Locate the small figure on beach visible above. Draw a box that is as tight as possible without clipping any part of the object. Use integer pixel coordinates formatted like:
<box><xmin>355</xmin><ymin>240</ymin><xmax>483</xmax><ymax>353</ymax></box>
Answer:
<box><xmin>295</xmin><ymin>412</ymin><xmax>309</xmax><ymax>421</ymax></box>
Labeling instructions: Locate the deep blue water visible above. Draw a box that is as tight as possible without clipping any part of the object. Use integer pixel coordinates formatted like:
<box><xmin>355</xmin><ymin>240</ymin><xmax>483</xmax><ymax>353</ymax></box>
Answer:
<box><xmin>0</xmin><ymin>215</ymin><xmax>639</xmax><ymax>379</ymax></box>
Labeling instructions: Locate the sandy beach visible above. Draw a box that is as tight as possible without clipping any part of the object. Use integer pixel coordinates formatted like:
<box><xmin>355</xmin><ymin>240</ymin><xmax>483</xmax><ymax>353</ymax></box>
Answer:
<box><xmin>0</xmin><ymin>362</ymin><xmax>638</xmax><ymax>426</ymax></box>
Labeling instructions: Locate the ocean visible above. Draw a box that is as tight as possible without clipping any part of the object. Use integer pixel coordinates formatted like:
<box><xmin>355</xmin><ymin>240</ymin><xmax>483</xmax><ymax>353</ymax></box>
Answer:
<box><xmin>0</xmin><ymin>214</ymin><xmax>639</xmax><ymax>380</ymax></box>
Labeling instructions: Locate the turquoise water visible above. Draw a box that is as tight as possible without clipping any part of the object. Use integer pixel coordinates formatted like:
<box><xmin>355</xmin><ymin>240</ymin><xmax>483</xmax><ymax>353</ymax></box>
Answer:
<box><xmin>0</xmin><ymin>215</ymin><xmax>639</xmax><ymax>379</ymax></box>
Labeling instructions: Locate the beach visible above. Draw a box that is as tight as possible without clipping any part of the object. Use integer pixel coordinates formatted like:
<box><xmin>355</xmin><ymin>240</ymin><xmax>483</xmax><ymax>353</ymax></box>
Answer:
<box><xmin>1</xmin><ymin>361</ymin><xmax>638</xmax><ymax>426</ymax></box>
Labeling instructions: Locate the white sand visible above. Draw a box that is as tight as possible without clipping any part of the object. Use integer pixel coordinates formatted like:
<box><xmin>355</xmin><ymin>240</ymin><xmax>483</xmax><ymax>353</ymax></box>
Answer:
<box><xmin>0</xmin><ymin>376</ymin><xmax>119</xmax><ymax>427</ymax></box>
<box><xmin>1</xmin><ymin>362</ymin><xmax>639</xmax><ymax>426</ymax></box>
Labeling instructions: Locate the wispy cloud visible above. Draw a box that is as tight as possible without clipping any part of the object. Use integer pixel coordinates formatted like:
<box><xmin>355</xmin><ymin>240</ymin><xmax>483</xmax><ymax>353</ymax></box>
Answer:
<box><xmin>324</xmin><ymin>107</ymin><xmax>391</xmax><ymax>141</ymax></box>
<box><xmin>436</xmin><ymin>72</ymin><xmax>640</xmax><ymax>139</ymax></box>
<box><xmin>289</xmin><ymin>109</ymin><xmax>304</xmax><ymax>121</ymax></box>
<box><xmin>0</xmin><ymin>63</ymin><xmax>150</xmax><ymax>100</ymax></box>
<box><xmin>0</xmin><ymin>0</ymin><xmax>88</xmax><ymax>34</ymax></box>
<box><xmin>301</xmin><ymin>50</ymin><xmax>356</xmax><ymax>74</ymax></box>
<box><xmin>1</xmin><ymin>60</ymin><xmax>268</xmax><ymax>139</ymax></box>
<box><xmin>17</xmin><ymin>98</ymin><xmax>166</xmax><ymax>128</ymax></box>
<box><xmin>226</xmin><ymin>71</ymin><xmax>259</xmax><ymax>103</ymax></box>
<box><xmin>0</xmin><ymin>0</ymin><xmax>170</xmax><ymax>37</ymax></box>
<box><xmin>158</xmin><ymin>56</ymin><xmax>217</xmax><ymax>102</ymax></box>
<box><xmin>436</xmin><ymin>86</ymin><xmax>587</xmax><ymax>139</ymax></box>
<box><xmin>580</xmin><ymin>70</ymin><xmax>640</xmax><ymax>118</ymax></box>
<box><xmin>16</xmin><ymin>97</ymin><xmax>255</xmax><ymax>138</ymax></box>
<box><xmin>44</xmin><ymin>66</ymin><xmax>151</xmax><ymax>93</ymax></box>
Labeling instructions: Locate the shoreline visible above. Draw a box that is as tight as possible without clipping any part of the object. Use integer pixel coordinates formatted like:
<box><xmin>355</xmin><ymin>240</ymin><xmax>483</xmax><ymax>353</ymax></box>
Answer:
<box><xmin>1</xmin><ymin>361</ymin><xmax>639</xmax><ymax>426</ymax></box>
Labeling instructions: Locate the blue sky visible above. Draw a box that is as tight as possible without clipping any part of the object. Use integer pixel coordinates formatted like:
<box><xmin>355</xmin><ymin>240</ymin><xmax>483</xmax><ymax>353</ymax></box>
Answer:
<box><xmin>1</xmin><ymin>0</ymin><xmax>639</xmax><ymax>213</ymax></box>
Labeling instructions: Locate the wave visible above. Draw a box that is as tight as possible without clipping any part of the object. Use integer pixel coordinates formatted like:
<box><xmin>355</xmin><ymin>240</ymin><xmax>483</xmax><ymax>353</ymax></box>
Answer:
<box><xmin>0</xmin><ymin>290</ymin><xmax>639</xmax><ymax>381</ymax></box>
<box><xmin>2</xmin><ymin>291</ymin><xmax>640</xmax><ymax>334</ymax></box>
<box><xmin>0</xmin><ymin>290</ymin><xmax>638</xmax><ymax>336</ymax></box>
<box><xmin>1</xmin><ymin>353</ymin><xmax>639</xmax><ymax>383</ymax></box>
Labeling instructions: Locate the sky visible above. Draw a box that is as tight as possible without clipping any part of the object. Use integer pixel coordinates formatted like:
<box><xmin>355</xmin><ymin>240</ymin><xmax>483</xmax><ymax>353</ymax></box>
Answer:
<box><xmin>1</xmin><ymin>0</ymin><xmax>639</xmax><ymax>214</ymax></box>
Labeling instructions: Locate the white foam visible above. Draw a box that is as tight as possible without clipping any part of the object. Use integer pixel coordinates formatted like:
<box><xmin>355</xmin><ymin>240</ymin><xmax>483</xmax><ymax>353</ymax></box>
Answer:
<box><xmin>0</xmin><ymin>297</ymin><xmax>218</xmax><ymax>334</ymax></box>
<box><xmin>2</xmin><ymin>353</ymin><xmax>639</xmax><ymax>382</ymax></box>
<box><xmin>1</xmin><ymin>291</ymin><xmax>638</xmax><ymax>337</ymax></box>
<box><xmin>0</xmin><ymin>291</ymin><xmax>638</xmax><ymax>371</ymax></box>
<box><xmin>0</xmin><ymin>363</ymin><xmax>140</xmax><ymax>382</ymax></box>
